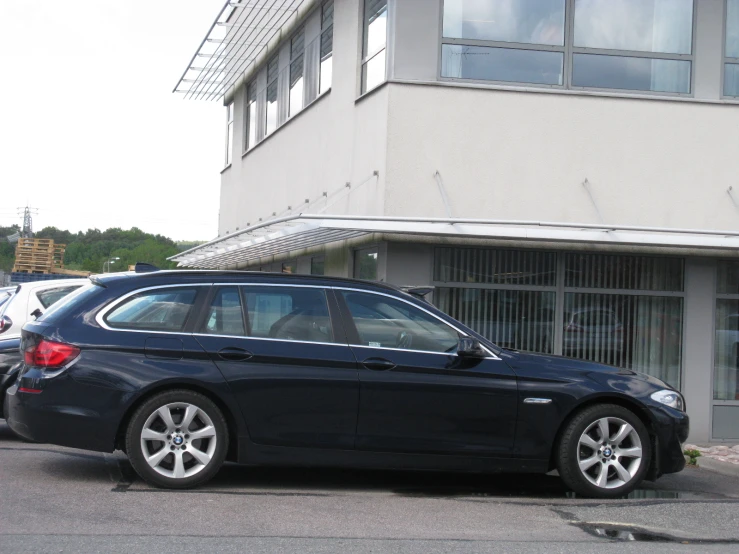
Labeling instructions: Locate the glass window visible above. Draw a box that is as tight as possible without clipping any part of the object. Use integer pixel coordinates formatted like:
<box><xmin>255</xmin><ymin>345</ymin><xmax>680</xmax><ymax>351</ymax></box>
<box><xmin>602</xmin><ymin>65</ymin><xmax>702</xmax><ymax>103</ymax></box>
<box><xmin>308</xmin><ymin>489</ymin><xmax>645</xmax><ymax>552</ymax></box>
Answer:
<box><xmin>311</xmin><ymin>256</ymin><xmax>325</xmax><ymax>276</ymax></box>
<box><xmin>281</xmin><ymin>261</ymin><xmax>297</xmax><ymax>274</ymax></box>
<box><xmin>443</xmin><ymin>0</ymin><xmax>565</xmax><ymax>45</ymax></box>
<box><xmin>564</xmin><ymin>254</ymin><xmax>684</xmax><ymax>291</ymax></box>
<box><xmin>573</xmin><ymin>0</ymin><xmax>693</xmax><ymax>54</ymax></box>
<box><xmin>203</xmin><ymin>287</ymin><xmax>245</xmax><ymax>336</ymax></box>
<box><xmin>572</xmin><ymin>54</ymin><xmax>690</xmax><ymax>94</ymax></box>
<box><xmin>354</xmin><ymin>248</ymin><xmax>379</xmax><ymax>280</ymax></box>
<box><xmin>225</xmin><ymin>103</ymin><xmax>234</xmax><ymax>165</ymax></box>
<box><xmin>726</xmin><ymin>0</ymin><xmax>739</xmax><ymax>97</ymax></box>
<box><xmin>105</xmin><ymin>288</ymin><xmax>199</xmax><ymax>332</ymax></box>
<box><xmin>563</xmin><ymin>293</ymin><xmax>682</xmax><ymax>388</ymax></box>
<box><xmin>435</xmin><ymin>248</ymin><xmax>557</xmax><ymax>286</ymax></box>
<box><xmin>715</xmin><ymin>299</ymin><xmax>739</xmax><ymax>400</ymax></box>
<box><xmin>289</xmin><ymin>29</ymin><xmax>305</xmax><ymax>117</ymax></box>
<box><xmin>437</xmin><ymin>287</ymin><xmax>556</xmax><ymax>353</ymax></box>
<box><xmin>35</xmin><ymin>285</ymin><xmax>82</xmax><ymax>309</ymax></box>
<box><xmin>320</xmin><ymin>0</ymin><xmax>334</xmax><ymax>95</ymax></box>
<box><xmin>265</xmin><ymin>56</ymin><xmax>279</xmax><ymax>135</ymax></box>
<box><xmin>244</xmin><ymin>81</ymin><xmax>257</xmax><ymax>151</ymax></box>
<box><xmin>242</xmin><ymin>286</ymin><xmax>333</xmax><ymax>343</ymax></box>
<box><xmin>342</xmin><ymin>291</ymin><xmax>460</xmax><ymax>353</ymax></box>
<box><xmin>718</xmin><ymin>260</ymin><xmax>739</xmax><ymax>294</ymax></box>
<box><xmin>442</xmin><ymin>44</ymin><xmax>563</xmax><ymax>85</ymax></box>
<box><xmin>362</xmin><ymin>0</ymin><xmax>387</xmax><ymax>93</ymax></box>
<box><xmin>726</xmin><ymin>64</ymin><xmax>739</xmax><ymax>97</ymax></box>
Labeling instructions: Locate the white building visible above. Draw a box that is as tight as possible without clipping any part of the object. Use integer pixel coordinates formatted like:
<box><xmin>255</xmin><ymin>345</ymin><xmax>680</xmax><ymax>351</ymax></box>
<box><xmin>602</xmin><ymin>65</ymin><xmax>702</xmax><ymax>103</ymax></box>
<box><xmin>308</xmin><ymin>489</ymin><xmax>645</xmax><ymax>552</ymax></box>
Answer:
<box><xmin>173</xmin><ymin>0</ymin><xmax>739</xmax><ymax>443</ymax></box>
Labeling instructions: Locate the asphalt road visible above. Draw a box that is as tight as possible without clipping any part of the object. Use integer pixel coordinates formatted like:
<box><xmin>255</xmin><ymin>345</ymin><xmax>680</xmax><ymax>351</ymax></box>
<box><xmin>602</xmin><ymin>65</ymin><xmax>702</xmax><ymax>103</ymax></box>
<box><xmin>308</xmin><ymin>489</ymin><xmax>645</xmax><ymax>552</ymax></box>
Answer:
<box><xmin>0</xmin><ymin>421</ymin><xmax>738</xmax><ymax>553</ymax></box>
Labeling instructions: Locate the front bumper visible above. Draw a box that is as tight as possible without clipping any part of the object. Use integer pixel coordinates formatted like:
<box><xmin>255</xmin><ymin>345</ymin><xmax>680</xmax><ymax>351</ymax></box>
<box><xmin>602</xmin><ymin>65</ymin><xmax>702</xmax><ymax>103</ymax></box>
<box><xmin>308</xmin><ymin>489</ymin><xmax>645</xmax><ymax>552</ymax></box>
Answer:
<box><xmin>646</xmin><ymin>404</ymin><xmax>689</xmax><ymax>479</ymax></box>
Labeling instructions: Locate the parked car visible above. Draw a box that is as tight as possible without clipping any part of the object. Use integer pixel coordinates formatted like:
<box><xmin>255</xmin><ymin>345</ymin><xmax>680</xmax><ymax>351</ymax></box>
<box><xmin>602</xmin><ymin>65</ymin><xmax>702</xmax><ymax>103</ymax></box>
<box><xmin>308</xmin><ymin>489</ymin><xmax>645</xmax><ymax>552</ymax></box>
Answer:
<box><xmin>0</xmin><ymin>279</ymin><xmax>85</xmax><ymax>417</ymax></box>
<box><xmin>5</xmin><ymin>269</ymin><xmax>688</xmax><ymax>497</ymax></box>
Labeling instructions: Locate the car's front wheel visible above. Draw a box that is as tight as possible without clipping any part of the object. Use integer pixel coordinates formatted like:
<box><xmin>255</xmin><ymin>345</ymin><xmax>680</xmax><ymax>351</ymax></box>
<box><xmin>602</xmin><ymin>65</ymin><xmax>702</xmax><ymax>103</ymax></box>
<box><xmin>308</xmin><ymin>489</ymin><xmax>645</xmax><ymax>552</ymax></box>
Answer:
<box><xmin>126</xmin><ymin>390</ymin><xmax>228</xmax><ymax>489</ymax></box>
<box><xmin>556</xmin><ymin>404</ymin><xmax>651</xmax><ymax>498</ymax></box>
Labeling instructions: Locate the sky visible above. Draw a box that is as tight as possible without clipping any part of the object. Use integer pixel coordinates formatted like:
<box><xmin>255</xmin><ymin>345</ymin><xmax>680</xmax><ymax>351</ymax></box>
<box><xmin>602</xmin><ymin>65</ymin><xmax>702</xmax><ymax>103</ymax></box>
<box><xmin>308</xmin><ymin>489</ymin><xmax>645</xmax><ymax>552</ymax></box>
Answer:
<box><xmin>0</xmin><ymin>0</ymin><xmax>226</xmax><ymax>241</ymax></box>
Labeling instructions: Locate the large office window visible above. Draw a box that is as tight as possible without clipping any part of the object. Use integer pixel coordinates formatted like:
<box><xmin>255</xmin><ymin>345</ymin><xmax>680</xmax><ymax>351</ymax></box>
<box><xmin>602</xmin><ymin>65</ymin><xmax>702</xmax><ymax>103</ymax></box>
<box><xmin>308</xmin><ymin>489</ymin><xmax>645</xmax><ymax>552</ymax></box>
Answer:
<box><xmin>726</xmin><ymin>0</ymin><xmax>739</xmax><ymax>97</ymax></box>
<box><xmin>244</xmin><ymin>80</ymin><xmax>257</xmax><ymax>151</ymax></box>
<box><xmin>362</xmin><ymin>0</ymin><xmax>388</xmax><ymax>93</ymax></box>
<box><xmin>265</xmin><ymin>56</ymin><xmax>279</xmax><ymax>136</ymax></box>
<box><xmin>442</xmin><ymin>0</ymin><xmax>695</xmax><ymax>95</ymax></box>
<box><xmin>289</xmin><ymin>28</ymin><xmax>305</xmax><ymax>117</ymax></box>
<box><xmin>434</xmin><ymin>249</ymin><xmax>684</xmax><ymax>389</ymax></box>
<box><xmin>320</xmin><ymin>0</ymin><xmax>334</xmax><ymax>95</ymax></box>
<box><xmin>715</xmin><ymin>261</ymin><xmax>739</xmax><ymax>401</ymax></box>
<box><xmin>225</xmin><ymin>103</ymin><xmax>234</xmax><ymax>165</ymax></box>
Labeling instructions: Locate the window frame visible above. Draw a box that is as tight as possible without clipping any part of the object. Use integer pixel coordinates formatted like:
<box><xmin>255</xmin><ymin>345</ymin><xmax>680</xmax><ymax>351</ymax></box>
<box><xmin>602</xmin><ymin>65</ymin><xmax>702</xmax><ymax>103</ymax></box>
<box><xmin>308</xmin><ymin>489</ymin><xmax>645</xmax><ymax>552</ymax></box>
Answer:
<box><xmin>439</xmin><ymin>0</ymin><xmax>698</xmax><ymax>98</ymax></box>
<box><xmin>361</xmin><ymin>0</ymin><xmax>389</xmax><ymax>94</ymax></box>
<box><xmin>243</xmin><ymin>80</ymin><xmax>257</xmax><ymax>153</ymax></box>
<box><xmin>320</xmin><ymin>0</ymin><xmax>334</xmax><ymax>95</ymax></box>
<box><xmin>713</xmin><ymin>260</ymin><xmax>739</xmax><ymax>406</ymax></box>
<box><xmin>289</xmin><ymin>27</ymin><xmax>306</xmax><ymax>117</ymax></box>
<box><xmin>264</xmin><ymin>55</ymin><xmax>280</xmax><ymax>136</ymax></box>
<box><xmin>225</xmin><ymin>102</ymin><xmax>234</xmax><ymax>166</ymax></box>
<box><xmin>724</xmin><ymin>0</ymin><xmax>739</xmax><ymax>98</ymax></box>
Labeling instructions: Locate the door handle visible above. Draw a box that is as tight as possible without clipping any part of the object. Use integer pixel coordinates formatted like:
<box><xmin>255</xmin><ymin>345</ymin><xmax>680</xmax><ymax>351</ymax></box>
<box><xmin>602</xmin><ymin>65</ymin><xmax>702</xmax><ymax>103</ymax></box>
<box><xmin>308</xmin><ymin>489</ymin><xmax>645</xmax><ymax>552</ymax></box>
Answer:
<box><xmin>361</xmin><ymin>357</ymin><xmax>396</xmax><ymax>371</ymax></box>
<box><xmin>217</xmin><ymin>347</ymin><xmax>253</xmax><ymax>362</ymax></box>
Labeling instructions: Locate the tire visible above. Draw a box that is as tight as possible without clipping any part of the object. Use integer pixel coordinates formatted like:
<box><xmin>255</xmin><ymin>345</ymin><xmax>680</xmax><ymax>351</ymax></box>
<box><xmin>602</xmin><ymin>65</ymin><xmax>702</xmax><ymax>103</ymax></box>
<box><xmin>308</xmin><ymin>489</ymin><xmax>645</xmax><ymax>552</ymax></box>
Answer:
<box><xmin>126</xmin><ymin>389</ymin><xmax>228</xmax><ymax>489</ymax></box>
<box><xmin>556</xmin><ymin>404</ymin><xmax>651</xmax><ymax>498</ymax></box>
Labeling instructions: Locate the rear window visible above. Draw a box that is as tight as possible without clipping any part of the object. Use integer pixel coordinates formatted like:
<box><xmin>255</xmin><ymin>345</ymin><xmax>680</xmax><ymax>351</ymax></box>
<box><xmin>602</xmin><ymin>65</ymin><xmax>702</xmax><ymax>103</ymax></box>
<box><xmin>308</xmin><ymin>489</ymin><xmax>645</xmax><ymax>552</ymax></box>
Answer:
<box><xmin>104</xmin><ymin>288</ymin><xmax>199</xmax><ymax>332</ymax></box>
<box><xmin>36</xmin><ymin>285</ymin><xmax>83</xmax><ymax>309</ymax></box>
<box><xmin>37</xmin><ymin>283</ymin><xmax>106</xmax><ymax>324</ymax></box>
<box><xmin>0</xmin><ymin>291</ymin><xmax>14</xmax><ymax>312</ymax></box>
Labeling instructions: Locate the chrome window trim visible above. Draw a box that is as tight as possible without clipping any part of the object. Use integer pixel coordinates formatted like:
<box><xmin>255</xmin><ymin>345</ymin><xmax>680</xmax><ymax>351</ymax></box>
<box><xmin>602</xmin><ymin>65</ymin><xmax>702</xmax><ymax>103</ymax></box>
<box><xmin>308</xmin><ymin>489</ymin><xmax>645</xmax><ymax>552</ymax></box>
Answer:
<box><xmin>192</xmin><ymin>332</ymin><xmax>341</xmax><ymax>349</ymax></box>
<box><xmin>334</xmin><ymin>286</ymin><xmax>501</xmax><ymax>360</ymax></box>
<box><xmin>95</xmin><ymin>283</ymin><xmax>212</xmax><ymax>333</ymax></box>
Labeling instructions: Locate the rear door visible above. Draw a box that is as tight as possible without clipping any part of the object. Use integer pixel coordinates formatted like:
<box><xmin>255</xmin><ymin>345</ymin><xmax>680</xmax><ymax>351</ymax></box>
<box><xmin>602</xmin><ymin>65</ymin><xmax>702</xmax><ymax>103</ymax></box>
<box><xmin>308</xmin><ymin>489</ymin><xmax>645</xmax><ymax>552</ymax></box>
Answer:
<box><xmin>193</xmin><ymin>284</ymin><xmax>359</xmax><ymax>450</ymax></box>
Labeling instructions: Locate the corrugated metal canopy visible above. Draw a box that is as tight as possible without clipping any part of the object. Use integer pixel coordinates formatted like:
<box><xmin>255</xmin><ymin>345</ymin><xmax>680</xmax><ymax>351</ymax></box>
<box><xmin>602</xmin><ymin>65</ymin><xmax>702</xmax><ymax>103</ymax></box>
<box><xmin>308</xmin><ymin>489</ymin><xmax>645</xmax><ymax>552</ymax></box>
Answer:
<box><xmin>169</xmin><ymin>215</ymin><xmax>739</xmax><ymax>268</ymax></box>
<box><xmin>174</xmin><ymin>0</ymin><xmax>309</xmax><ymax>101</ymax></box>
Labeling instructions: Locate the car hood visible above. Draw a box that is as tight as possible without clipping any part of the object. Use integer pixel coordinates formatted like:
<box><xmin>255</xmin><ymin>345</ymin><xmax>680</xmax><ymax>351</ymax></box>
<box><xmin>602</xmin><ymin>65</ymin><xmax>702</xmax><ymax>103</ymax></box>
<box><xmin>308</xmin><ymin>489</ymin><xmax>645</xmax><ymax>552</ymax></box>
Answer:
<box><xmin>502</xmin><ymin>349</ymin><xmax>671</xmax><ymax>388</ymax></box>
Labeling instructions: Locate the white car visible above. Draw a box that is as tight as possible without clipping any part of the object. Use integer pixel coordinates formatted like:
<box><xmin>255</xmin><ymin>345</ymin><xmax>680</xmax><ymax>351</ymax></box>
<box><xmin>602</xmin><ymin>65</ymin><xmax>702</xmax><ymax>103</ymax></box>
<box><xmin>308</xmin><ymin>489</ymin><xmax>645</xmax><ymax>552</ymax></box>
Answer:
<box><xmin>0</xmin><ymin>279</ymin><xmax>86</xmax><ymax>340</ymax></box>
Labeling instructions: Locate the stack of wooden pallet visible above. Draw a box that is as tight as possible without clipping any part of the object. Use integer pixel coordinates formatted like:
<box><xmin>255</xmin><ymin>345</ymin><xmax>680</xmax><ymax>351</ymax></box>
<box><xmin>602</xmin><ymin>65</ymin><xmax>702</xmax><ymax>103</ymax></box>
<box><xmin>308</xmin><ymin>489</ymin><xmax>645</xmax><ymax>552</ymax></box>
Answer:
<box><xmin>12</xmin><ymin>238</ymin><xmax>63</xmax><ymax>274</ymax></box>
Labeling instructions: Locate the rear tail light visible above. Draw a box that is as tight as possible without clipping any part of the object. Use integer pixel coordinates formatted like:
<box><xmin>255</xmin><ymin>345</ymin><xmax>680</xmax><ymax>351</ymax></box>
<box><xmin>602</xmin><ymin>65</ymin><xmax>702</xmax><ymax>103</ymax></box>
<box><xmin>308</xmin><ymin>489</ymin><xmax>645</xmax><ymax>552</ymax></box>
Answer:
<box><xmin>0</xmin><ymin>315</ymin><xmax>12</xmax><ymax>334</ymax></box>
<box><xmin>24</xmin><ymin>339</ymin><xmax>80</xmax><ymax>369</ymax></box>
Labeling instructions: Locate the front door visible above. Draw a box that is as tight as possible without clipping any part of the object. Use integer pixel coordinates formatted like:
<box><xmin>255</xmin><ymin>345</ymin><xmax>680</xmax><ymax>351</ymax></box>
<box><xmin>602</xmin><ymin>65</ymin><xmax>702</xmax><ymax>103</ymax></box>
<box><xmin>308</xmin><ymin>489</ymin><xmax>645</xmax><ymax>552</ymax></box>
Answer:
<box><xmin>194</xmin><ymin>285</ymin><xmax>359</xmax><ymax>450</ymax></box>
<box><xmin>336</xmin><ymin>288</ymin><xmax>518</xmax><ymax>456</ymax></box>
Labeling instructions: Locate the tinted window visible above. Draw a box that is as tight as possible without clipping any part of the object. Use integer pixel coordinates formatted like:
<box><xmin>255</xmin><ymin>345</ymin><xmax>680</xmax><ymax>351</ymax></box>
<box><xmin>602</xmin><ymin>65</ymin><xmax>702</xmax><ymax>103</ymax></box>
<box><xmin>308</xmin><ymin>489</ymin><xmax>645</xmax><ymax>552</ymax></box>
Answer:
<box><xmin>243</xmin><ymin>286</ymin><xmax>333</xmax><ymax>343</ymax></box>
<box><xmin>341</xmin><ymin>291</ymin><xmax>459</xmax><ymax>353</ymax></box>
<box><xmin>37</xmin><ymin>283</ymin><xmax>105</xmax><ymax>324</ymax></box>
<box><xmin>203</xmin><ymin>287</ymin><xmax>245</xmax><ymax>336</ymax></box>
<box><xmin>105</xmin><ymin>288</ymin><xmax>199</xmax><ymax>331</ymax></box>
<box><xmin>35</xmin><ymin>285</ymin><xmax>82</xmax><ymax>309</ymax></box>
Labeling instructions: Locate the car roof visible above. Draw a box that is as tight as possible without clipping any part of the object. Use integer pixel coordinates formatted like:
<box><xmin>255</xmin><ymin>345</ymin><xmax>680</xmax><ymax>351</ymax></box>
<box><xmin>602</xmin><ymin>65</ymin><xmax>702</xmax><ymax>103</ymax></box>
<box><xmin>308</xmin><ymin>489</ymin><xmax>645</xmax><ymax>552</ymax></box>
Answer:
<box><xmin>17</xmin><ymin>279</ymin><xmax>88</xmax><ymax>291</ymax></box>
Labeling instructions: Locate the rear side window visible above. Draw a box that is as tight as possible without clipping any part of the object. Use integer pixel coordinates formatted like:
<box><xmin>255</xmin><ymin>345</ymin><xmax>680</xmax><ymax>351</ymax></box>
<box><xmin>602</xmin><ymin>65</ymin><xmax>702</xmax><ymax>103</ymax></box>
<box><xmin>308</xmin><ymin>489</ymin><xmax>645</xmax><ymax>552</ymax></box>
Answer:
<box><xmin>105</xmin><ymin>288</ymin><xmax>199</xmax><ymax>332</ymax></box>
<box><xmin>36</xmin><ymin>285</ymin><xmax>82</xmax><ymax>309</ymax></box>
<box><xmin>242</xmin><ymin>286</ymin><xmax>334</xmax><ymax>343</ymax></box>
<box><xmin>203</xmin><ymin>287</ymin><xmax>245</xmax><ymax>336</ymax></box>
<box><xmin>38</xmin><ymin>283</ymin><xmax>105</xmax><ymax>324</ymax></box>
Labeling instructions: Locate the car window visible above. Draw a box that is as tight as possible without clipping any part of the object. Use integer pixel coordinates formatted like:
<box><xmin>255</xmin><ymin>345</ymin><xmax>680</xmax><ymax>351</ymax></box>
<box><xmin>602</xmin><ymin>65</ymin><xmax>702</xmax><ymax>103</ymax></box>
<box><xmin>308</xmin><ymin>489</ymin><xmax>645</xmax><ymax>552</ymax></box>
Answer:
<box><xmin>105</xmin><ymin>288</ymin><xmax>199</xmax><ymax>332</ymax></box>
<box><xmin>202</xmin><ymin>287</ymin><xmax>245</xmax><ymax>336</ymax></box>
<box><xmin>0</xmin><ymin>291</ymin><xmax>13</xmax><ymax>311</ymax></box>
<box><xmin>242</xmin><ymin>286</ymin><xmax>333</xmax><ymax>343</ymax></box>
<box><xmin>341</xmin><ymin>290</ymin><xmax>459</xmax><ymax>353</ymax></box>
<box><xmin>38</xmin><ymin>283</ymin><xmax>106</xmax><ymax>324</ymax></box>
<box><xmin>35</xmin><ymin>285</ymin><xmax>83</xmax><ymax>309</ymax></box>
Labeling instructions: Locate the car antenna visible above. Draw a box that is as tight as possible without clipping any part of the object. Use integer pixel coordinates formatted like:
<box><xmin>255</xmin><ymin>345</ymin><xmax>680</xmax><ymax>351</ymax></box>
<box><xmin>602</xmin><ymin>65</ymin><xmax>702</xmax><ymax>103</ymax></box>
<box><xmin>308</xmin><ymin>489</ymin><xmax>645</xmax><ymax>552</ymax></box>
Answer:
<box><xmin>134</xmin><ymin>262</ymin><xmax>160</xmax><ymax>273</ymax></box>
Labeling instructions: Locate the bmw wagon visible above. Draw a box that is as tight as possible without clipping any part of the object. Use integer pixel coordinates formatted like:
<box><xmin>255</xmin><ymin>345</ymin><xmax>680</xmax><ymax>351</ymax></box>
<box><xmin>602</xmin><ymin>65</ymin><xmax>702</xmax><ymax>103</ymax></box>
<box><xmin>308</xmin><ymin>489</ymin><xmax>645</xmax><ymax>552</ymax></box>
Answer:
<box><xmin>5</xmin><ymin>268</ymin><xmax>689</xmax><ymax>497</ymax></box>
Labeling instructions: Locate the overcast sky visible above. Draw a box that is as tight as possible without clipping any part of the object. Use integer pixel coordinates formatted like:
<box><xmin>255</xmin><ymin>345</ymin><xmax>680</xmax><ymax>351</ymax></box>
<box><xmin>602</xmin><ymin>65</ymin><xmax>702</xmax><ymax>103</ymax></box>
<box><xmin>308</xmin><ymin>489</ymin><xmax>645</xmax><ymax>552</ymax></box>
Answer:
<box><xmin>0</xmin><ymin>0</ymin><xmax>225</xmax><ymax>241</ymax></box>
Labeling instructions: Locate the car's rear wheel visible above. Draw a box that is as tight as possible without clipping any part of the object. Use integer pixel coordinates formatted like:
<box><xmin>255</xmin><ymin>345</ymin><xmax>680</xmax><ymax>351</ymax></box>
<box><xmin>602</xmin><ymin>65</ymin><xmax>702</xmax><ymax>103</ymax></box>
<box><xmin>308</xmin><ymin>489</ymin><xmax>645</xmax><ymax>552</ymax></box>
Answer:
<box><xmin>126</xmin><ymin>390</ymin><xmax>228</xmax><ymax>489</ymax></box>
<box><xmin>556</xmin><ymin>404</ymin><xmax>651</xmax><ymax>498</ymax></box>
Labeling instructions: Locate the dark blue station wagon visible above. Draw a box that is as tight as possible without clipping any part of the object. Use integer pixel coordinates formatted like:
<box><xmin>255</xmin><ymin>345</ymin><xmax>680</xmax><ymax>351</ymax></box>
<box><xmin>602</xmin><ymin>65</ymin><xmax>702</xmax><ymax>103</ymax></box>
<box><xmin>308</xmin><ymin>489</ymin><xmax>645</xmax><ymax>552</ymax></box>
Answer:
<box><xmin>5</xmin><ymin>269</ymin><xmax>688</xmax><ymax>497</ymax></box>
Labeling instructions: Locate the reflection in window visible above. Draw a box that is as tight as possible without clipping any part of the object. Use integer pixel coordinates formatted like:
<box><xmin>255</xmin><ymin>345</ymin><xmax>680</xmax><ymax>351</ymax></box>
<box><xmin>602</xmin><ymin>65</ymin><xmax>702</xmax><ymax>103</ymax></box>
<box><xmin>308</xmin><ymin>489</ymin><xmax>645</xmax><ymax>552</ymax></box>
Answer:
<box><xmin>362</xmin><ymin>0</ymin><xmax>387</xmax><ymax>93</ymax></box>
<box><xmin>204</xmin><ymin>287</ymin><xmax>245</xmax><ymax>336</ymax></box>
<box><xmin>564</xmin><ymin>293</ymin><xmax>682</xmax><ymax>388</ymax></box>
<box><xmin>564</xmin><ymin>253</ymin><xmax>684</xmax><ymax>291</ymax></box>
<box><xmin>572</xmin><ymin>54</ymin><xmax>690</xmax><ymax>94</ymax></box>
<box><xmin>726</xmin><ymin>0</ymin><xmax>739</xmax><ymax>97</ymax></box>
<box><xmin>36</xmin><ymin>286</ymin><xmax>81</xmax><ymax>309</ymax></box>
<box><xmin>342</xmin><ymin>291</ymin><xmax>459</xmax><ymax>353</ymax></box>
<box><xmin>437</xmin><ymin>288</ymin><xmax>555</xmax><ymax>353</ymax></box>
<box><xmin>225</xmin><ymin>103</ymin><xmax>234</xmax><ymax>165</ymax></box>
<box><xmin>443</xmin><ymin>0</ymin><xmax>565</xmax><ymax>45</ymax></box>
<box><xmin>442</xmin><ymin>44</ymin><xmax>563</xmax><ymax>85</ymax></box>
<box><xmin>320</xmin><ymin>0</ymin><xmax>334</xmax><ymax>95</ymax></box>
<box><xmin>573</xmin><ymin>0</ymin><xmax>693</xmax><ymax>54</ymax></box>
<box><xmin>715</xmin><ymin>300</ymin><xmax>739</xmax><ymax>400</ymax></box>
<box><xmin>289</xmin><ymin>29</ymin><xmax>305</xmax><ymax>117</ymax></box>
<box><xmin>244</xmin><ymin>80</ymin><xmax>257</xmax><ymax>151</ymax></box>
<box><xmin>354</xmin><ymin>248</ymin><xmax>379</xmax><ymax>280</ymax></box>
<box><xmin>265</xmin><ymin>56</ymin><xmax>279</xmax><ymax>135</ymax></box>
<box><xmin>106</xmin><ymin>289</ymin><xmax>198</xmax><ymax>332</ymax></box>
<box><xmin>435</xmin><ymin>247</ymin><xmax>556</xmax><ymax>286</ymax></box>
<box><xmin>282</xmin><ymin>261</ymin><xmax>297</xmax><ymax>274</ymax></box>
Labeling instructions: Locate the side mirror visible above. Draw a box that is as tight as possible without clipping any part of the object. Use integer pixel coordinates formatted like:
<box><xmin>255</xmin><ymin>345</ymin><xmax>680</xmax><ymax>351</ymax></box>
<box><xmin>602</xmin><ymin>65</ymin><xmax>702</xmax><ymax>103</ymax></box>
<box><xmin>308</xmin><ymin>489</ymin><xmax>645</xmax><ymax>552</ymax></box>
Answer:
<box><xmin>457</xmin><ymin>337</ymin><xmax>487</xmax><ymax>359</ymax></box>
<box><xmin>30</xmin><ymin>308</ymin><xmax>43</xmax><ymax>319</ymax></box>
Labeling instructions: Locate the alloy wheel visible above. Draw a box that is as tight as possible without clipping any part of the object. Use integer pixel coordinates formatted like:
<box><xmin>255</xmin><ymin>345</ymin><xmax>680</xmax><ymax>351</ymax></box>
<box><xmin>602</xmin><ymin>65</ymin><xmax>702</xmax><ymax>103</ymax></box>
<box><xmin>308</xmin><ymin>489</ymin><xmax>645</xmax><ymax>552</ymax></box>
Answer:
<box><xmin>140</xmin><ymin>402</ymin><xmax>217</xmax><ymax>479</ymax></box>
<box><xmin>577</xmin><ymin>416</ymin><xmax>643</xmax><ymax>489</ymax></box>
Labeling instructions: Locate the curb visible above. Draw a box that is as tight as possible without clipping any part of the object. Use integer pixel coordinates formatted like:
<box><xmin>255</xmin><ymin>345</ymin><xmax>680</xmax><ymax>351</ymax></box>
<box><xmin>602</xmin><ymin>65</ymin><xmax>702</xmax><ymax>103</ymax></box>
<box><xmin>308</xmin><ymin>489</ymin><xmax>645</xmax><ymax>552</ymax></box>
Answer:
<box><xmin>698</xmin><ymin>456</ymin><xmax>739</xmax><ymax>478</ymax></box>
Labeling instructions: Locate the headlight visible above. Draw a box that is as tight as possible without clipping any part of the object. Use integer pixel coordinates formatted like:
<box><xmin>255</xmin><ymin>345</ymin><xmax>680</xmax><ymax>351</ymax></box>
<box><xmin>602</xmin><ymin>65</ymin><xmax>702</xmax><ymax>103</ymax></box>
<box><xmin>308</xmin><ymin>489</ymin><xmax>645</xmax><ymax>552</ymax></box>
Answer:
<box><xmin>650</xmin><ymin>389</ymin><xmax>685</xmax><ymax>411</ymax></box>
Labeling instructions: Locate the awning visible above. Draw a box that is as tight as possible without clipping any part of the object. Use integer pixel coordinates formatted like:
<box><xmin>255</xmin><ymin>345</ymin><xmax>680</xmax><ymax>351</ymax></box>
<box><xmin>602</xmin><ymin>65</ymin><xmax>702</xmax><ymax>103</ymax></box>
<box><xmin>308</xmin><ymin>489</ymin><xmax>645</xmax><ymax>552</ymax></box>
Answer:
<box><xmin>169</xmin><ymin>215</ymin><xmax>739</xmax><ymax>268</ymax></box>
<box><xmin>174</xmin><ymin>0</ymin><xmax>310</xmax><ymax>101</ymax></box>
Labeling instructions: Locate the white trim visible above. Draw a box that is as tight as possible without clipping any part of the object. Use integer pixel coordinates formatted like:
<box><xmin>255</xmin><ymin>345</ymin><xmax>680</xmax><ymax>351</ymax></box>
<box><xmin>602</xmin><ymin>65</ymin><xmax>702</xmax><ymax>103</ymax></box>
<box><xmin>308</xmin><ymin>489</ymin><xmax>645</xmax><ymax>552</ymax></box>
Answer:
<box><xmin>193</xmin><ymin>332</ymin><xmax>340</xmax><ymax>348</ymax></box>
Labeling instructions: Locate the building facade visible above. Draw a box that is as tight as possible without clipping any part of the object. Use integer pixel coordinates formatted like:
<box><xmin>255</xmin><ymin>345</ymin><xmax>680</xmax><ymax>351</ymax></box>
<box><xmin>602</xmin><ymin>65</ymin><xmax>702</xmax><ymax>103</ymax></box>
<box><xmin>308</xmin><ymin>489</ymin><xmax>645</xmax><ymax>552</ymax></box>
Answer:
<box><xmin>174</xmin><ymin>0</ymin><xmax>739</xmax><ymax>443</ymax></box>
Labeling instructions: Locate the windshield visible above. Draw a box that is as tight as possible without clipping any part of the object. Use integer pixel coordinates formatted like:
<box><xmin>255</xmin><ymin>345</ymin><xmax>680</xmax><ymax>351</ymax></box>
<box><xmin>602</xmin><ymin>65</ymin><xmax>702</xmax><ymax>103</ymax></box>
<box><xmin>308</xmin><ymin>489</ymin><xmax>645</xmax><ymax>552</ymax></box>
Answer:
<box><xmin>37</xmin><ymin>282</ymin><xmax>106</xmax><ymax>324</ymax></box>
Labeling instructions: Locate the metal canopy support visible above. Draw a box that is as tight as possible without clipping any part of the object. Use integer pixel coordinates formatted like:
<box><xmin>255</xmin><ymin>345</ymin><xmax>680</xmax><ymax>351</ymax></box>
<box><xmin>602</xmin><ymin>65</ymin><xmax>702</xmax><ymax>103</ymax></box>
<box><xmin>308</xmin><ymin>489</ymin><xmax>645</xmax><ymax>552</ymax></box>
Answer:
<box><xmin>174</xmin><ymin>0</ymin><xmax>307</xmax><ymax>101</ymax></box>
<box><xmin>168</xmin><ymin>214</ymin><xmax>739</xmax><ymax>269</ymax></box>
